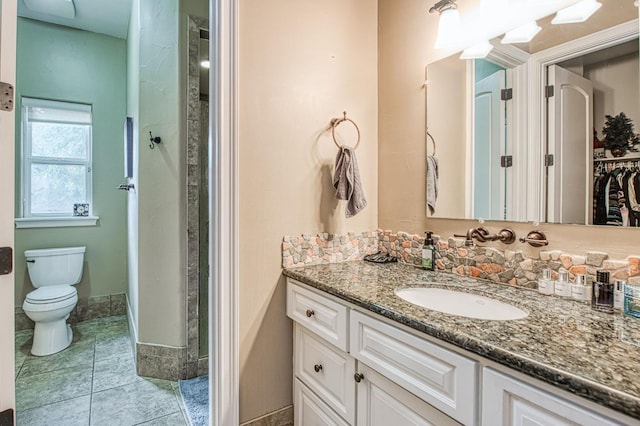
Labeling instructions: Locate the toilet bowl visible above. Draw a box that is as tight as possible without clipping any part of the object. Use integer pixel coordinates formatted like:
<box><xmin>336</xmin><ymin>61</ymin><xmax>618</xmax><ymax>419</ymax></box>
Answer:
<box><xmin>23</xmin><ymin>247</ymin><xmax>85</xmax><ymax>356</ymax></box>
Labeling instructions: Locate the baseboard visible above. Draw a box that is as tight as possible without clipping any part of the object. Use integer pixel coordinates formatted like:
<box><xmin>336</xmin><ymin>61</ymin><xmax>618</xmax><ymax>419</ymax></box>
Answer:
<box><xmin>15</xmin><ymin>292</ymin><xmax>127</xmax><ymax>331</ymax></box>
<box><xmin>240</xmin><ymin>405</ymin><xmax>293</xmax><ymax>426</ymax></box>
<box><xmin>135</xmin><ymin>341</ymin><xmax>187</xmax><ymax>381</ymax></box>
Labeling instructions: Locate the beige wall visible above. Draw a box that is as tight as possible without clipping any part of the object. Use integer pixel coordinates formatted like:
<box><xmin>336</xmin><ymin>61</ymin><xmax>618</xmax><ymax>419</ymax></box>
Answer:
<box><xmin>238</xmin><ymin>0</ymin><xmax>378</xmax><ymax>421</ymax></box>
<box><xmin>378</xmin><ymin>0</ymin><xmax>640</xmax><ymax>259</ymax></box>
<box><xmin>587</xmin><ymin>52</ymin><xmax>640</xmax><ymax>136</ymax></box>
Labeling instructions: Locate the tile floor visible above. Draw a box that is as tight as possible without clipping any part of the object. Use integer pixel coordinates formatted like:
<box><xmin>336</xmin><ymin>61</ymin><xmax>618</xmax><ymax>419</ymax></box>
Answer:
<box><xmin>14</xmin><ymin>315</ymin><xmax>188</xmax><ymax>426</ymax></box>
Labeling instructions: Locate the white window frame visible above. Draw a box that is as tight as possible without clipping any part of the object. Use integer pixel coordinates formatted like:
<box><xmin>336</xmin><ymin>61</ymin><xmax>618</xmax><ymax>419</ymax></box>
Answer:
<box><xmin>17</xmin><ymin>97</ymin><xmax>97</xmax><ymax>228</ymax></box>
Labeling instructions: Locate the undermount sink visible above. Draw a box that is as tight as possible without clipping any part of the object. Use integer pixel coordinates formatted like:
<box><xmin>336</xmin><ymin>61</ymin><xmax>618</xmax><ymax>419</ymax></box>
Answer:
<box><xmin>395</xmin><ymin>287</ymin><xmax>528</xmax><ymax>321</ymax></box>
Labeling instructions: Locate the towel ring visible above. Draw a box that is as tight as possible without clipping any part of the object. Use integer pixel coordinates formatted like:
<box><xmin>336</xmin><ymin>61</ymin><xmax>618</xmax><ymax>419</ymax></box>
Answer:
<box><xmin>330</xmin><ymin>111</ymin><xmax>361</xmax><ymax>150</ymax></box>
<box><xmin>427</xmin><ymin>130</ymin><xmax>436</xmax><ymax>156</ymax></box>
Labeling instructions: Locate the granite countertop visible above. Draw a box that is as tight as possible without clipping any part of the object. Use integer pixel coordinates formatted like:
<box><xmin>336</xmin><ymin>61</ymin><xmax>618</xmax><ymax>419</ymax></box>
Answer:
<box><xmin>283</xmin><ymin>261</ymin><xmax>640</xmax><ymax>420</ymax></box>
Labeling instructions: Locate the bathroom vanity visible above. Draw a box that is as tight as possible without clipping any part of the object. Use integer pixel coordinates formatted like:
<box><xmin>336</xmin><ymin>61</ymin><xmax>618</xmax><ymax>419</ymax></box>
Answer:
<box><xmin>284</xmin><ymin>262</ymin><xmax>640</xmax><ymax>425</ymax></box>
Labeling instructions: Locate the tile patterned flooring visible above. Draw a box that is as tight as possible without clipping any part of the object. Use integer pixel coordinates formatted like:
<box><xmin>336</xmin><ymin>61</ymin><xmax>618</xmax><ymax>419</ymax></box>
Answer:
<box><xmin>14</xmin><ymin>315</ymin><xmax>188</xmax><ymax>426</ymax></box>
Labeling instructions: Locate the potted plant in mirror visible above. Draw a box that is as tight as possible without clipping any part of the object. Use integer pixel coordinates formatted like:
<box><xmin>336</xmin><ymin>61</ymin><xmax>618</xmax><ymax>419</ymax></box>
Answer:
<box><xmin>602</xmin><ymin>112</ymin><xmax>637</xmax><ymax>157</ymax></box>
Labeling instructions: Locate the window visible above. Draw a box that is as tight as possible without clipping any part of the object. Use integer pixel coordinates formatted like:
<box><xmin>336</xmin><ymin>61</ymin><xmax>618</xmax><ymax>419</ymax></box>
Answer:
<box><xmin>21</xmin><ymin>98</ymin><xmax>93</xmax><ymax>218</ymax></box>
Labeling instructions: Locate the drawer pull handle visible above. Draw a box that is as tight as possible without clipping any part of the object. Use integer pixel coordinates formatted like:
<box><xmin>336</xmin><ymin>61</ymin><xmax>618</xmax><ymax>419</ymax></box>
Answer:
<box><xmin>314</xmin><ymin>364</ymin><xmax>323</xmax><ymax>373</ymax></box>
<box><xmin>305</xmin><ymin>309</ymin><xmax>315</xmax><ymax>318</ymax></box>
<box><xmin>354</xmin><ymin>373</ymin><xmax>364</xmax><ymax>383</ymax></box>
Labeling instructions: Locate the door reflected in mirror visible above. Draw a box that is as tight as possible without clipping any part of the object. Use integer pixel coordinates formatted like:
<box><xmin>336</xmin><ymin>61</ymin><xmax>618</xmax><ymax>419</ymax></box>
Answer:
<box><xmin>425</xmin><ymin>0</ymin><xmax>639</xmax><ymax>227</ymax></box>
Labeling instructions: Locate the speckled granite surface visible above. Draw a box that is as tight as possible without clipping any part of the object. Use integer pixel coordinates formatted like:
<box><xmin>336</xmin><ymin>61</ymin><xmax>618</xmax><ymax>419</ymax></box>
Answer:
<box><xmin>283</xmin><ymin>261</ymin><xmax>640</xmax><ymax>420</ymax></box>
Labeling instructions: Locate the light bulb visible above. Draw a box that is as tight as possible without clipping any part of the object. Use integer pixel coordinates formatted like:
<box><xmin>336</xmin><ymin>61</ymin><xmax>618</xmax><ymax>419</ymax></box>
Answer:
<box><xmin>434</xmin><ymin>8</ymin><xmax>461</xmax><ymax>49</ymax></box>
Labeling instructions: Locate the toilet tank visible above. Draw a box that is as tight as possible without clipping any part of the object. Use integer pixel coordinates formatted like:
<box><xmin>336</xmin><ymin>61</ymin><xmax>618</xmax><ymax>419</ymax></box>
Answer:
<box><xmin>25</xmin><ymin>246</ymin><xmax>86</xmax><ymax>288</ymax></box>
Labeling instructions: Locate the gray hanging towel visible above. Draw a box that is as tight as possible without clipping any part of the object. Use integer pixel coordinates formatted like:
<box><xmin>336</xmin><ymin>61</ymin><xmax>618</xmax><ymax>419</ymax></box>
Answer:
<box><xmin>333</xmin><ymin>146</ymin><xmax>367</xmax><ymax>217</ymax></box>
<box><xmin>426</xmin><ymin>154</ymin><xmax>439</xmax><ymax>215</ymax></box>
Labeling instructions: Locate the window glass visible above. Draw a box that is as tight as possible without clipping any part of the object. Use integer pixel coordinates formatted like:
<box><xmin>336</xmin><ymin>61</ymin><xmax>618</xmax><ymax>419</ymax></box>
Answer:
<box><xmin>30</xmin><ymin>164</ymin><xmax>88</xmax><ymax>214</ymax></box>
<box><xmin>21</xmin><ymin>98</ymin><xmax>93</xmax><ymax>217</ymax></box>
<box><xmin>30</xmin><ymin>122</ymin><xmax>89</xmax><ymax>159</ymax></box>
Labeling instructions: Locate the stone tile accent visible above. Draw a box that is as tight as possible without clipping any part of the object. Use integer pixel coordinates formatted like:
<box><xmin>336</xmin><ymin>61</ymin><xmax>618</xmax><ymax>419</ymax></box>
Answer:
<box><xmin>136</xmin><ymin>343</ymin><xmax>187</xmax><ymax>381</ymax></box>
<box><xmin>282</xmin><ymin>231</ymin><xmax>379</xmax><ymax>268</ymax></box>
<box><xmin>15</xmin><ymin>307</ymin><xmax>34</xmax><ymax>331</ymax></box>
<box><xmin>283</xmin><ymin>229</ymin><xmax>640</xmax><ymax>290</ymax></box>
<box><xmin>17</xmin><ymin>293</ymin><xmax>128</xmax><ymax>330</ymax></box>
<box><xmin>197</xmin><ymin>357</ymin><xmax>209</xmax><ymax>377</ymax></box>
<box><xmin>376</xmin><ymin>230</ymin><xmax>640</xmax><ymax>289</ymax></box>
<box><xmin>183</xmin><ymin>15</ymin><xmax>210</xmax><ymax>379</ymax></box>
<box><xmin>110</xmin><ymin>293</ymin><xmax>127</xmax><ymax>316</ymax></box>
<box><xmin>240</xmin><ymin>405</ymin><xmax>293</xmax><ymax>426</ymax></box>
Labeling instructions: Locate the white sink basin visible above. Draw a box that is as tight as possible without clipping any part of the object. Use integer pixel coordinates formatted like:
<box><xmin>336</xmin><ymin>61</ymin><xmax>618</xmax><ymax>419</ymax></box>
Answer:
<box><xmin>395</xmin><ymin>288</ymin><xmax>528</xmax><ymax>321</ymax></box>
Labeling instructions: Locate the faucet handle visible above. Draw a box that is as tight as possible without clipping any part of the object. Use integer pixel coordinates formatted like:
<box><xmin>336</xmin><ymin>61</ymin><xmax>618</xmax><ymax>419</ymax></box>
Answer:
<box><xmin>519</xmin><ymin>230</ymin><xmax>549</xmax><ymax>247</ymax></box>
<box><xmin>497</xmin><ymin>228</ymin><xmax>516</xmax><ymax>244</ymax></box>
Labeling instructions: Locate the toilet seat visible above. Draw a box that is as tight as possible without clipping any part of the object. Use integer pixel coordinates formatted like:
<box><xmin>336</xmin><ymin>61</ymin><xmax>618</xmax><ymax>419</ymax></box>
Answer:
<box><xmin>26</xmin><ymin>285</ymin><xmax>77</xmax><ymax>304</ymax></box>
<box><xmin>24</xmin><ymin>285</ymin><xmax>78</xmax><ymax>314</ymax></box>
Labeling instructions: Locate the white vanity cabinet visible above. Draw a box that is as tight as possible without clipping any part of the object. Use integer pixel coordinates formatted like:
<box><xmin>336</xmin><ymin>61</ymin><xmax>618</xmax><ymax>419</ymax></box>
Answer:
<box><xmin>287</xmin><ymin>279</ymin><xmax>470</xmax><ymax>426</ymax></box>
<box><xmin>482</xmin><ymin>368</ymin><xmax>623</xmax><ymax>426</ymax></box>
<box><xmin>286</xmin><ymin>278</ymin><xmax>633</xmax><ymax>425</ymax></box>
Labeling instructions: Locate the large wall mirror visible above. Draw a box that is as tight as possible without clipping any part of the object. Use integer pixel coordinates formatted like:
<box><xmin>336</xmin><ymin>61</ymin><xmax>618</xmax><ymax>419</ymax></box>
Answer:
<box><xmin>426</xmin><ymin>0</ymin><xmax>639</xmax><ymax>227</ymax></box>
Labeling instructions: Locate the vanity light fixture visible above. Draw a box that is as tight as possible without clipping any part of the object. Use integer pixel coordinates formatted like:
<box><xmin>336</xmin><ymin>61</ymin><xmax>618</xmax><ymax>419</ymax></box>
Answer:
<box><xmin>460</xmin><ymin>40</ymin><xmax>493</xmax><ymax>59</ymax></box>
<box><xmin>200</xmin><ymin>60</ymin><xmax>210</xmax><ymax>69</ymax></box>
<box><xmin>551</xmin><ymin>0</ymin><xmax>602</xmax><ymax>24</ymax></box>
<box><xmin>24</xmin><ymin>0</ymin><xmax>75</xmax><ymax>19</ymax></box>
<box><xmin>430</xmin><ymin>0</ymin><xmax>461</xmax><ymax>49</ymax></box>
<box><xmin>501</xmin><ymin>21</ymin><xmax>541</xmax><ymax>44</ymax></box>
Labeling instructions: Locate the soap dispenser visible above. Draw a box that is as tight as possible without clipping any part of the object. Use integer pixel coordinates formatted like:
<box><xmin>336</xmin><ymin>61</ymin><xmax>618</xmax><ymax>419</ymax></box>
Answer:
<box><xmin>554</xmin><ymin>271</ymin><xmax>571</xmax><ymax>297</ymax></box>
<box><xmin>422</xmin><ymin>231</ymin><xmax>435</xmax><ymax>271</ymax></box>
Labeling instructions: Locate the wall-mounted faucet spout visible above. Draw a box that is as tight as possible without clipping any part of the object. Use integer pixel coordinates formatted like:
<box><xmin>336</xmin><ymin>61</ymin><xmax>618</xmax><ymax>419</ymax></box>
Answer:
<box><xmin>454</xmin><ymin>227</ymin><xmax>516</xmax><ymax>246</ymax></box>
<box><xmin>454</xmin><ymin>227</ymin><xmax>489</xmax><ymax>246</ymax></box>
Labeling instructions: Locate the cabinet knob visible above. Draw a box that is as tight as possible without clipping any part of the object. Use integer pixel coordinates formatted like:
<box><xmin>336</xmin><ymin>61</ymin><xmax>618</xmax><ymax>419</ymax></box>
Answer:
<box><xmin>305</xmin><ymin>309</ymin><xmax>315</xmax><ymax>318</ymax></box>
<box><xmin>314</xmin><ymin>364</ymin><xmax>323</xmax><ymax>373</ymax></box>
<box><xmin>354</xmin><ymin>372</ymin><xmax>364</xmax><ymax>383</ymax></box>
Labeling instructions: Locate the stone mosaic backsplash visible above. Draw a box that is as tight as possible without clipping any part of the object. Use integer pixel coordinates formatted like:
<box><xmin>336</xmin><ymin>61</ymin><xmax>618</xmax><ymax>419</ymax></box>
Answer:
<box><xmin>283</xmin><ymin>229</ymin><xmax>640</xmax><ymax>289</ymax></box>
<box><xmin>282</xmin><ymin>231</ymin><xmax>378</xmax><ymax>268</ymax></box>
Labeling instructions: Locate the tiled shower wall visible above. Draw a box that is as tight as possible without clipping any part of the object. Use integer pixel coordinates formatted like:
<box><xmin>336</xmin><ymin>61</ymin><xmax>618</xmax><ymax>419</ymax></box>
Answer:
<box><xmin>282</xmin><ymin>230</ymin><xmax>640</xmax><ymax>288</ymax></box>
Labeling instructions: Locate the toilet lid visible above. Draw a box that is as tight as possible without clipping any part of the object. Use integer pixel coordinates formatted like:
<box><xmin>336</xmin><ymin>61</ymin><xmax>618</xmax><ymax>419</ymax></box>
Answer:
<box><xmin>26</xmin><ymin>285</ymin><xmax>77</xmax><ymax>304</ymax></box>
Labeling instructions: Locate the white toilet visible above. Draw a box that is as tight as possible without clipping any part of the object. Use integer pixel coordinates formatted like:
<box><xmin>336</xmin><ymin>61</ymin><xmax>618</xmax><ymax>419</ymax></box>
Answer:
<box><xmin>23</xmin><ymin>246</ymin><xmax>85</xmax><ymax>356</ymax></box>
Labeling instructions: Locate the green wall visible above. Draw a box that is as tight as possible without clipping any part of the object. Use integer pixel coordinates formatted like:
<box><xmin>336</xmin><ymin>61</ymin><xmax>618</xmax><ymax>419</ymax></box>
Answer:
<box><xmin>14</xmin><ymin>18</ymin><xmax>128</xmax><ymax>306</ymax></box>
<box><xmin>475</xmin><ymin>58</ymin><xmax>506</xmax><ymax>82</ymax></box>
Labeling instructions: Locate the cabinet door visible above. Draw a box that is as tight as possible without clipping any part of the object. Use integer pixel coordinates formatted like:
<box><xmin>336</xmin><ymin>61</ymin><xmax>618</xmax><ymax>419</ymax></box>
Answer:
<box><xmin>350</xmin><ymin>310</ymin><xmax>477</xmax><ymax>425</ymax></box>
<box><xmin>294</xmin><ymin>378</ymin><xmax>350</xmax><ymax>426</ymax></box>
<box><xmin>295</xmin><ymin>324</ymin><xmax>356</xmax><ymax>424</ymax></box>
<box><xmin>482</xmin><ymin>368</ymin><xmax>622</xmax><ymax>426</ymax></box>
<box><xmin>356</xmin><ymin>364</ymin><xmax>461</xmax><ymax>426</ymax></box>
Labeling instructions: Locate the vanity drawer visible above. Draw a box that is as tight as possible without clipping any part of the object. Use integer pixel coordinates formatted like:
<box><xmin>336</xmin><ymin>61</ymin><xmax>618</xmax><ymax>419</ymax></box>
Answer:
<box><xmin>294</xmin><ymin>378</ymin><xmax>350</xmax><ymax>426</ymax></box>
<box><xmin>350</xmin><ymin>310</ymin><xmax>478</xmax><ymax>426</ymax></box>
<box><xmin>294</xmin><ymin>324</ymin><xmax>356</xmax><ymax>424</ymax></box>
<box><xmin>287</xmin><ymin>279</ymin><xmax>348</xmax><ymax>351</ymax></box>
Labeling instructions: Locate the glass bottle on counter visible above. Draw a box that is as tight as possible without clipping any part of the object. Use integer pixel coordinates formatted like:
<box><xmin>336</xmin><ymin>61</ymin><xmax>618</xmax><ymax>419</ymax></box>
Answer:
<box><xmin>571</xmin><ymin>274</ymin><xmax>591</xmax><ymax>302</ymax></box>
<box><xmin>538</xmin><ymin>269</ymin><xmax>554</xmax><ymax>295</ymax></box>
<box><xmin>592</xmin><ymin>270</ymin><xmax>614</xmax><ymax>314</ymax></box>
<box><xmin>554</xmin><ymin>271</ymin><xmax>572</xmax><ymax>297</ymax></box>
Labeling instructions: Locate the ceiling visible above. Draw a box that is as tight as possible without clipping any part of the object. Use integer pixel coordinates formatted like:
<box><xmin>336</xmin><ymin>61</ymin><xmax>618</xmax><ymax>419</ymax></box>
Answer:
<box><xmin>18</xmin><ymin>0</ymin><xmax>132</xmax><ymax>39</ymax></box>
